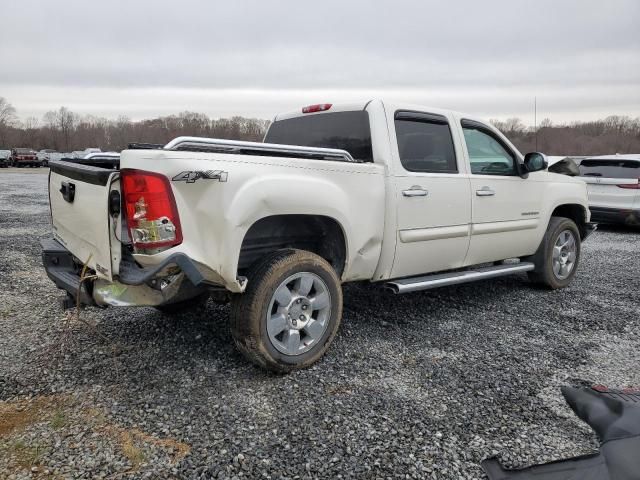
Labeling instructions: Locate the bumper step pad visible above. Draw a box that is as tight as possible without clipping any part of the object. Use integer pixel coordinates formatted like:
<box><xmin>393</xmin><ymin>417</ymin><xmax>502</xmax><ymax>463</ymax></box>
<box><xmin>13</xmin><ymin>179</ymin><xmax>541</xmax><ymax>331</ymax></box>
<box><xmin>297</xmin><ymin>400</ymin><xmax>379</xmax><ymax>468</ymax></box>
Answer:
<box><xmin>40</xmin><ymin>237</ymin><xmax>93</xmax><ymax>307</ymax></box>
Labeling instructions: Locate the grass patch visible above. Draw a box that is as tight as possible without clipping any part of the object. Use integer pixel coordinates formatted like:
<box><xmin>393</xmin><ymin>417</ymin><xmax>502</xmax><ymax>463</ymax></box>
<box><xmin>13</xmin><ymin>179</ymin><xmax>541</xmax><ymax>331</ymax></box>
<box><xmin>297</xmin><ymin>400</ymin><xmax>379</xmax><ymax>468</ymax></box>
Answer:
<box><xmin>120</xmin><ymin>431</ymin><xmax>146</xmax><ymax>469</ymax></box>
<box><xmin>50</xmin><ymin>410</ymin><xmax>67</xmax><ymax>429</ymax></box>
<box><xmin>8</xmin><ymin>440</ymin><xmax>46</xmax><ymax>468</ymax></box>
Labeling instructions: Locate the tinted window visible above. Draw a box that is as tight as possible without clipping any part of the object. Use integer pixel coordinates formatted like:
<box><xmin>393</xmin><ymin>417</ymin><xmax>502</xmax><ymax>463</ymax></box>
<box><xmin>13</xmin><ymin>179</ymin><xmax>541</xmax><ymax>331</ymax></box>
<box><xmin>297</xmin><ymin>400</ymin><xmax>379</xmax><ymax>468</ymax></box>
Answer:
<box><xmin>462</xmin><ymin>126</ymin><xmax>517</xmax><ymax>176</ymax></box>
<box><xmin>395</xmin><ymin>118</ymin><xmax>457</xmax><ymax>173</ymax></box>
<box><xmin>264</xmin><ymin>111</ymin><xmax>373</xmax><ymax>162</ymax></box>
<box><xmin>579</xmin><ymin>159</ymin><xmax>640</xmax><ymax>179</ymax></box>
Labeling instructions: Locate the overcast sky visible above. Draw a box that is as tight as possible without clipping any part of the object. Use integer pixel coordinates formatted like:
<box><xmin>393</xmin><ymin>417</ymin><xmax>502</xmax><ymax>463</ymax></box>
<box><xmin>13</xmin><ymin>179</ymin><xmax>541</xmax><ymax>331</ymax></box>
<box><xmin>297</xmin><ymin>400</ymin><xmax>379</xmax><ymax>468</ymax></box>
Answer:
<box><xmin>1</xmin><ymin>0</ymin><xmax>639</xmax><ymax>123</ymax></box>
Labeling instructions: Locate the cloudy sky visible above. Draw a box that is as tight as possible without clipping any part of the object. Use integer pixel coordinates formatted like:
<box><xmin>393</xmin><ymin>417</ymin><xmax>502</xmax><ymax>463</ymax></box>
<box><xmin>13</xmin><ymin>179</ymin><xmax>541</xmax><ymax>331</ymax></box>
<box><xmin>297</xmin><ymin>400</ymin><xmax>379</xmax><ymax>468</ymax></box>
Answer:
<box><xmin>1</xmin><ymin>0</ymin><xmax>639</xmax><ymax>123</ymax></box>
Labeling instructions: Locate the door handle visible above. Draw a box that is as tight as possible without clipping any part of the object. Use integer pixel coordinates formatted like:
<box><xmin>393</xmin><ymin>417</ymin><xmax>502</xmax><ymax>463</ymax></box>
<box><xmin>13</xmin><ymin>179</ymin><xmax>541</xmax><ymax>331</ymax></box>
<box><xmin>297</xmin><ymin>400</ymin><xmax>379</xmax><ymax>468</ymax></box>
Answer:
<box><xmin>60</xmin><ymin>181</ymin><xmax>75</xmax><ymax>203</ymax></box>
<box><xmin>476</xmin><ymin>187</ymin><xmax>495</xmax><ymax>197</ymax></box>
<box><xmin>402</xmin><ymin>187</ymin><xmax>428</xmax><ymax>197</ymax></box>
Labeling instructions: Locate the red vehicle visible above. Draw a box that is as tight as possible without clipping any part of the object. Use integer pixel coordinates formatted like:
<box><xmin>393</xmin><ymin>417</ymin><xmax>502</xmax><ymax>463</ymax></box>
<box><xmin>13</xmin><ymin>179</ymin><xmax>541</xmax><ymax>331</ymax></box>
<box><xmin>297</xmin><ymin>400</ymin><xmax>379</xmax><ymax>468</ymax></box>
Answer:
<box><xmin>11</xmin><ymin>148</ymin><xmax>41</xmax><ymax>167</ymax></box>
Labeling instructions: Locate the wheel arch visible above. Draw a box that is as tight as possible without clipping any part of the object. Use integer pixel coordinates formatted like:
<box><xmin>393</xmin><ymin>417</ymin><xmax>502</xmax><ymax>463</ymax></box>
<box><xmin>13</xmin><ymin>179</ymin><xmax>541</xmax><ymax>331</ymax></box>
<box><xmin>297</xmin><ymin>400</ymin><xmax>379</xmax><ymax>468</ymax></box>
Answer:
<box><xmin>237</xmin><ymin>214</ymin><xmax>348</xmax><ymax>278</ymax></box>
<box><xmin>551</xmin><ymin>203</ymin><xmax>589</xmax><ymax>239</ymax></box>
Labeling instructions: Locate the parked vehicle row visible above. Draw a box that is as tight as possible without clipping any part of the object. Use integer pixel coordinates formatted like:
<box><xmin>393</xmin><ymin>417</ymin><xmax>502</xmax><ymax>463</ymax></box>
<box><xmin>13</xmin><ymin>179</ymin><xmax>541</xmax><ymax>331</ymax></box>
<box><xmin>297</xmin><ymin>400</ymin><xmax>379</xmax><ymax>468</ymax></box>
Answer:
<box><xmin>0</xmin><ymin>148</ymin><xmax>113</xmax><ymax>168</ymax></box>
<box><xmin>41</xmin><ymin>99</ymin><xmax>595</xmax><ymax>372</ymax></box>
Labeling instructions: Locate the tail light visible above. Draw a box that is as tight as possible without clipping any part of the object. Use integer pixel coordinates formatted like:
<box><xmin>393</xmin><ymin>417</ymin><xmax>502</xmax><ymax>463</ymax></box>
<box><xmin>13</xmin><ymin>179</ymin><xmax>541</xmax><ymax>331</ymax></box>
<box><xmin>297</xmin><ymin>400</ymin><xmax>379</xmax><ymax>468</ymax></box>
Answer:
<box><xmin>302</xmin><ymin>103</ymin><xmax>332</xmax><ymax>114</ymax></box>
<box><xmin>121</xmin><ymin>169</ymin><xmax>182</xmax><ymax>252</ymax></box>
<box><xmin>617</xmin><ymin>179</ymin><xmax>640</xmax><ymax>189</ymax></box>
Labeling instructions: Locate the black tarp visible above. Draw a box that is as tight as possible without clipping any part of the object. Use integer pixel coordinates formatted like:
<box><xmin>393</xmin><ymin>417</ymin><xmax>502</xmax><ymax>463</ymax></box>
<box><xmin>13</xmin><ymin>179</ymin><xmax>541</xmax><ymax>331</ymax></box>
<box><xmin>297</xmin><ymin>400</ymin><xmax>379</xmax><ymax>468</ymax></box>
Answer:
<box><xmin>482</xmin><ymin>386</ymin><xmax>640</xmax><ymax>480</ymax></box>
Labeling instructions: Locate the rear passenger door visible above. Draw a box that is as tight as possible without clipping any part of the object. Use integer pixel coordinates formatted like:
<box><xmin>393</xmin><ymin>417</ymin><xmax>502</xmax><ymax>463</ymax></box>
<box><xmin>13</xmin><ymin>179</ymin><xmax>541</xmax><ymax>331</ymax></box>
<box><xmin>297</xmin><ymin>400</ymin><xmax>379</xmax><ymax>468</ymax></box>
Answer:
<box><xmin>390</xmin><ymin>111</ymin><xmax>472</xmax><ymax>278</ymax></box>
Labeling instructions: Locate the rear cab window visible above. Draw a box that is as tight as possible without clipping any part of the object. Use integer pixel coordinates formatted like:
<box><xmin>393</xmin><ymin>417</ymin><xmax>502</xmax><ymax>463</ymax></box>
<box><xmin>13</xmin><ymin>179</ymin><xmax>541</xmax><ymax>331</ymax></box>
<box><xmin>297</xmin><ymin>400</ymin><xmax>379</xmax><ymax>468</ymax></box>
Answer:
<box><xmin>264</xmin><ymin>111</ymin><xmax>373</xmax><ymax>162</ymax></box>
<box><xmin>579</xmin><ymin>159</ymin><xmax>640</xmax><ymax>179</ymax></box>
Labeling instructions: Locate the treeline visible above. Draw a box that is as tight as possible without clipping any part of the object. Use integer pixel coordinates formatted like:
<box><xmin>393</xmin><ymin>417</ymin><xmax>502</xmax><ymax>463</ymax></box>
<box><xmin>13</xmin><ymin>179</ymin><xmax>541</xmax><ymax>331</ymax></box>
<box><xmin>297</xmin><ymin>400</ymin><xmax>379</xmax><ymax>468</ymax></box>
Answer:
<box><xmin>1</xmin><ymin>96</ymin><xmax>639</xmax><ymax>155</ymax></box>
<box><xmin>0</xmin><ymin>97</ymin><xmax>269</xmax><ymax>152</ymax></box>
<box><xmin>490</xmin><ymin>116</ymin><xmax>640</xmax><ymax>156</ymax></box>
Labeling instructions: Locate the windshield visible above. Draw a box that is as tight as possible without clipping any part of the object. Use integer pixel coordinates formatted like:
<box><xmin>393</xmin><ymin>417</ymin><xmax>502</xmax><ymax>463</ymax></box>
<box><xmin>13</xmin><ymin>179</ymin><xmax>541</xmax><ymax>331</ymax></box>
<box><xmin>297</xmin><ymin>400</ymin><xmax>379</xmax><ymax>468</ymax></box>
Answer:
<box><xmin>264</xmin><ymin>111</ymin><xmax>373</xmax><ymax>162</ymax></box>
<box><xmin>579</xmin><ymin>159</ymin><xmax>639</xmax><ymax>179</ymax></box>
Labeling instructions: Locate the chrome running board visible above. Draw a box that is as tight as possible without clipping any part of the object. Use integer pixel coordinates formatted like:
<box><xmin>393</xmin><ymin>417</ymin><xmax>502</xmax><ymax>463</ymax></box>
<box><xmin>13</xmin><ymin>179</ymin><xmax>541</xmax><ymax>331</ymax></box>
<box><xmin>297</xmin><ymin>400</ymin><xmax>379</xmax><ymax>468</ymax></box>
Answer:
<box><xmin>385</xmin><ymin>262</ymin><xmax>535</xmax><ymax>294</ymax></box>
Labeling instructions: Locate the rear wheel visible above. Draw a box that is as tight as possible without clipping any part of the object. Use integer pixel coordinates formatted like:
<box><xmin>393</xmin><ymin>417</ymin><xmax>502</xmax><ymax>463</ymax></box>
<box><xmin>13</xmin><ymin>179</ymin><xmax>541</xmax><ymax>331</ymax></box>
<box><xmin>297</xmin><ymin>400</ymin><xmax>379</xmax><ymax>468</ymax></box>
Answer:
<box><xmin>231</xmin><ymin>249</ymin><xmax>342</xmax><ymax>372</ymax></box>
<box><xmin>527</xmin><ymin>217</ymin><xmax>581</xmax><ymax>289</ymax></box>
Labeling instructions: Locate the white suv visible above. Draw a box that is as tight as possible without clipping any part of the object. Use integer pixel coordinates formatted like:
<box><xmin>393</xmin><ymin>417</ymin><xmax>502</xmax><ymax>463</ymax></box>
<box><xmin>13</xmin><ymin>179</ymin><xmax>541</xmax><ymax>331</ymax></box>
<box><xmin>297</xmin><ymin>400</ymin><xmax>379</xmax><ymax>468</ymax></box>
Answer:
<box><xmin>579</xmin><ymin>154</ymin><xmax>640</xmax><ymax>226</ymax></box>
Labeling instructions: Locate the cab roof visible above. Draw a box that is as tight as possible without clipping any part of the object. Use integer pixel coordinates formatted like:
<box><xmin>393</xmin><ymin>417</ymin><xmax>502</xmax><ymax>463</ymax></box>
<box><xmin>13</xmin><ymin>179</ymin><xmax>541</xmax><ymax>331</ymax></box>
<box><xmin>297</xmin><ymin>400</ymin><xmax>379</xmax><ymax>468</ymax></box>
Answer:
<box><xmin>273</xmin><ymin>99</ymin><xmax>468</xmax><ymax>122</ymax></box>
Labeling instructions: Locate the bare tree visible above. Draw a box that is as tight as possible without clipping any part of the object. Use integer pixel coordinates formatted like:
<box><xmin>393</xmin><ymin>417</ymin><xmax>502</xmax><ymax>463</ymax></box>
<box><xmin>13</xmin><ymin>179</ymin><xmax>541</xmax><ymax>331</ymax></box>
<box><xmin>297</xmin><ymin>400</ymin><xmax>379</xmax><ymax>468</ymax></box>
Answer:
<box><xmin>42</xmin><ymin>110</ymin><xmax>61</xmax><ymax>150</ymax></box>
<box><xmin>21</xmin><ymin>117</ymin><xmax>40</xmax><ymax>146</ymax></box>
<box><xmin>55</xmin><ymin>107</ymin><xmax>77</xmax><ymax>152</ymax></box>
<box><xmin>0</xmin><ymin>97</ymin><xmax>18</xmax><ymax>146</ymax></box>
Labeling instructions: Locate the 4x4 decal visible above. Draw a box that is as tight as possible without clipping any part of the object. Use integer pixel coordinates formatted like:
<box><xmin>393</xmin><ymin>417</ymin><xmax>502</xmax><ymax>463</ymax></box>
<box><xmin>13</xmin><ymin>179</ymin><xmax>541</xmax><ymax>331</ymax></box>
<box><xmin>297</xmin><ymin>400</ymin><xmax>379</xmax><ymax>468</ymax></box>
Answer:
<box><xmin>172</xmin><ymin>170</ymin><xmax>228</xmax><ymax>183</ymax></box>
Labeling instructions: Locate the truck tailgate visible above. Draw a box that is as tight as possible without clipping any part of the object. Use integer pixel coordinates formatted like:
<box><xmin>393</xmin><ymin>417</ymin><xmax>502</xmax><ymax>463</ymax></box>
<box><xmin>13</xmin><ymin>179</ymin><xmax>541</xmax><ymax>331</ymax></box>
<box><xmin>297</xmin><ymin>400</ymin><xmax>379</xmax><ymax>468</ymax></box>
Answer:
<box><xmin>48</xmin><ymin>160</ymin><xmax>119</xmax><ymax>280</ymax></box>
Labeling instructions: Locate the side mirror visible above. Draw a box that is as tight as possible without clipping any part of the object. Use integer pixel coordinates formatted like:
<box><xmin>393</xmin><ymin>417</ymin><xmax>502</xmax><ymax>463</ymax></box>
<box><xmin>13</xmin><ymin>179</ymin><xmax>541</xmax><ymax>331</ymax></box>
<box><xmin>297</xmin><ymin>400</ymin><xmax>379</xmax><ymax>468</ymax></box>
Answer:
<box><xmin>523</xmin><ymin>152</ymin><xmax>548</xmax><ymax>173</ymax></box>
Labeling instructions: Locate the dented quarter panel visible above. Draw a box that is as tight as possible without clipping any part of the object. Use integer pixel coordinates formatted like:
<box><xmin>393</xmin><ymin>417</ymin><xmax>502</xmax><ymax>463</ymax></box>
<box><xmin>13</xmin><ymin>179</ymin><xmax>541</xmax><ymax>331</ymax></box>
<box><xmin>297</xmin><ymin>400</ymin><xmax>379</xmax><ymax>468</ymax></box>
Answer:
<box><xmin>122</xmin><ymin>149</ymin><xmax>386</xmax><ymax>292</ymax></box>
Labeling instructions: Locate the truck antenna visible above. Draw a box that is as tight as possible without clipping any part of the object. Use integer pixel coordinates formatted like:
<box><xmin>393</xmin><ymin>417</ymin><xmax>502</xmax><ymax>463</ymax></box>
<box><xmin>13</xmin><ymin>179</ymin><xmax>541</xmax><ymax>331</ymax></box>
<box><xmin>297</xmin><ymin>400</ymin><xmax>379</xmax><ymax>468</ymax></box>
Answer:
<box><xmin>534</xmin><ymin>96</ymin><xmax>538</xmax><ymax>151</ymax></box>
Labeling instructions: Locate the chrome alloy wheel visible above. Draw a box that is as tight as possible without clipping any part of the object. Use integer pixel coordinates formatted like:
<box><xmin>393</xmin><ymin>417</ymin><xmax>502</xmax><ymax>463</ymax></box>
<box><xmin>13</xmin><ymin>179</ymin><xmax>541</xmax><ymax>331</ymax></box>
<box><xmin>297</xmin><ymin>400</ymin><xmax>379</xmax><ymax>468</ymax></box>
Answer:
<box><xmin>553</xmin><ymin>229</ymin><xmax>577</xmax><ymax>280</ymax></box>
<box><xmin>266</xmin><ymin>272</ymin><xmax>331</xmax><ymax>356</ymax></box>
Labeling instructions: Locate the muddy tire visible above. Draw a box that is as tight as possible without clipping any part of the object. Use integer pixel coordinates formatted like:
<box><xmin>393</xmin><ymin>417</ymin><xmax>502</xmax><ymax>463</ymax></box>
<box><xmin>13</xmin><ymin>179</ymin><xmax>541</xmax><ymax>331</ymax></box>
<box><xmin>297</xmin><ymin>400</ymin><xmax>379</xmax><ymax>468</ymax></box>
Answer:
<box><xmin>526</xmin><ymin>217</ymin><xmax>581</xmax><ymax>289</ymax></box>
<box><xmin>231</xmin><ymin>249</ymin><xmax>342</xmax><ymax>373</ymax></box>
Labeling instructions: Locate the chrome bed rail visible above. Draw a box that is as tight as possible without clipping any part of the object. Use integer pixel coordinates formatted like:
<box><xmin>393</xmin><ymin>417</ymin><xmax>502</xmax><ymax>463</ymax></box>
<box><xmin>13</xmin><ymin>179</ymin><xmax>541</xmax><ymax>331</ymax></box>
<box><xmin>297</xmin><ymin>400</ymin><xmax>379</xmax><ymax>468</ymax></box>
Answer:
<box><xmin>163</xmin><ymin>136</ymin><xmax>356</xmax><ymax>162</ymax></box>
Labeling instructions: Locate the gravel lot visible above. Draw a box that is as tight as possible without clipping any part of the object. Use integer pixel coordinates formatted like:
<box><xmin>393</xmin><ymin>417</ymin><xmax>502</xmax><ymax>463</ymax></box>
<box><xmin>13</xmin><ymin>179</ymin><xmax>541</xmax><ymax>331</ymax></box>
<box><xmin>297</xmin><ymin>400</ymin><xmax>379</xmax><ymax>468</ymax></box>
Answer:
<box><xmin>1</xmin><ymin>169</ymin><xmax>639</xmax><ymax>479</ymax></box>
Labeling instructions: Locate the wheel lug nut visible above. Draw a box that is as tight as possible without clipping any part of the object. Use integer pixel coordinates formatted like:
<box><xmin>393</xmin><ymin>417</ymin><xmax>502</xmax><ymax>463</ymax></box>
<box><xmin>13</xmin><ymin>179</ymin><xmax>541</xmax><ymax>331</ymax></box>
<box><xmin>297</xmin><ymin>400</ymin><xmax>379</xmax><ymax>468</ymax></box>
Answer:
<box><xmin>302</xmin><ymin>305</ymin><xmax>307</xmax><ymax>310</ymax></box>
<box><xmin>296</xmin><ymin>299</ymin><xmax>302</xmax><ymax>304</ymax></box>
<box><xmin>299</xmin><ymin>315</ymin><xmax>305</xmax><ymax>321</ymax></box>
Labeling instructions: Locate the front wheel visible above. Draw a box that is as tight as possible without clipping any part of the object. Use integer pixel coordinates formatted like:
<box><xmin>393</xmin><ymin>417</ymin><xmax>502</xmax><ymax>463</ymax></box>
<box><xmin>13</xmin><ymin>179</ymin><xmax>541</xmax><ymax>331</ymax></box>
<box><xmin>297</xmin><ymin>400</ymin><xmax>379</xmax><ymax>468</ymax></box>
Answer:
<box><xmin>231</xmin><ymin>249</ymin><xmax>343</xmax><ymax>372</ymax></box>
<box><xmin>527</xmin><ymin>217</ymin><xmax>581</xmax><ymax>289</ymax></box>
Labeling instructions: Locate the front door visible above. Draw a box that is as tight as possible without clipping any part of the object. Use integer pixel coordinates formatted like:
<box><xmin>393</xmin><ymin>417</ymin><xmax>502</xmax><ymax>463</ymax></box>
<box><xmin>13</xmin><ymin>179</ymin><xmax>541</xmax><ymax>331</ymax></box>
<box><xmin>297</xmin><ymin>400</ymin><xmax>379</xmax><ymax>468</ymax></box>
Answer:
<box><xmin>459</xmin><ymin>120</ymin><xmax>543</xmax><ymax>265</ymax></box>
<box><xmin>390</xmin><ymin>111</ymin><xmax>472</xmax><ymax>279</ymax></box>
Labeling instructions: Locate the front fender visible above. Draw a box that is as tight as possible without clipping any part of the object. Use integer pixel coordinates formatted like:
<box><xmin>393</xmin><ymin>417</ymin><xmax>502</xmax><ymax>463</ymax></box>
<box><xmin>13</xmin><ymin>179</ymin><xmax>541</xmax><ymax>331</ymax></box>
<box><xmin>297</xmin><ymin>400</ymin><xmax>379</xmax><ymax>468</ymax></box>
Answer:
<box><xmin>544</xmin><ymin>180</ymin><xmax>590</xmax><ymax>223</ymax></box>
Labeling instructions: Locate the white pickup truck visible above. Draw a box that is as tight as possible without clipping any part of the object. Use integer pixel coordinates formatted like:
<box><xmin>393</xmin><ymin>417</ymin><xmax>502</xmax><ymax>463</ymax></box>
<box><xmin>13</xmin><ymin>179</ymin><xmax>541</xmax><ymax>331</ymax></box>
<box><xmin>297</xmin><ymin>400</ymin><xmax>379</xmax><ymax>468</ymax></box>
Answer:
<box><xmin>42</xmin><ymin>100</ymin><xmax>594</xmax><ymax>371</ymax></box>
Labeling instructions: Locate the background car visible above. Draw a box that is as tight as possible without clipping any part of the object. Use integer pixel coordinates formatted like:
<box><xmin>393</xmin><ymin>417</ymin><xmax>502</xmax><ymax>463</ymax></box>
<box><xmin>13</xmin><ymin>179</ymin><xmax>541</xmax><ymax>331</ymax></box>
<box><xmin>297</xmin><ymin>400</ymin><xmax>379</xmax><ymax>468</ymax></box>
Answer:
<box><xmin>547</xmin><ymin>156</ymin><xmax>583</xmax><ymax>176</ymax></box>
<box><xmin>578</xmin><ymin>154</ymin><xmax>640</xmax><ymax>226</ymax></box>
<box><xmin>61</xmin><ymin>151</ymin><xmax>120</xmax><ymax>169</ymax></box>
<box><xmin>10</xmin><ymin>148</ymin><xmax>41</xmax><ymax>167</ymax></box>
<box><xmin>71</xmin><ymin>148</ymin><xmax>102</xmax><ymax>159</ymax></box>
<box><xmin>37</xmin><ymin>149</ymin><xmax>61</xmax><ymax>167</ymax></box>
<box><xmin>0</xmin><ymin>149</ymin><xmax>11</xmax><ymax>168</ymax></box>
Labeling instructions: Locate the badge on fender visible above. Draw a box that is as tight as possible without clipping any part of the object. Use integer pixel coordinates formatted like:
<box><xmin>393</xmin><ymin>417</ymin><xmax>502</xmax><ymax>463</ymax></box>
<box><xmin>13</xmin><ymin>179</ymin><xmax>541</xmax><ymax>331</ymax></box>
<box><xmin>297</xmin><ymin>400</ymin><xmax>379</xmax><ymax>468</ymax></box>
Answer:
<box><xmin>172</xmin><ymin>170</ymin><xmax>228</xmax><ymax>183</ymax></box>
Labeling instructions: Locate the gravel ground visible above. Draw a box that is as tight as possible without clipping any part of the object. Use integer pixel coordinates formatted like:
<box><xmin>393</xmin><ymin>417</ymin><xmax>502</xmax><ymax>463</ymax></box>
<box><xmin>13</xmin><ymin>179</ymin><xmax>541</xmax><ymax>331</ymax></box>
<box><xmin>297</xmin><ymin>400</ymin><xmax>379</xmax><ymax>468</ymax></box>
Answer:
<box><xmin>1</xmin><ymin>170</ymin><xmax>639</xmax><ymax>479</ymax></box>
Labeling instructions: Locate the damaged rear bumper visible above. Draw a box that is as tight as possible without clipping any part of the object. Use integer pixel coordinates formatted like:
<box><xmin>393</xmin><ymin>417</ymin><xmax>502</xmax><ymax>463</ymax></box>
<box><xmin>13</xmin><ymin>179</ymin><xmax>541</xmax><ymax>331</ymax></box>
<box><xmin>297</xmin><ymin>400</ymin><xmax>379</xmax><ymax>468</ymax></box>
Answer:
<box><xmin>41</xmin><ymin>237</ymin><xmax>209</xmax><ymax>308</ymax></box>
